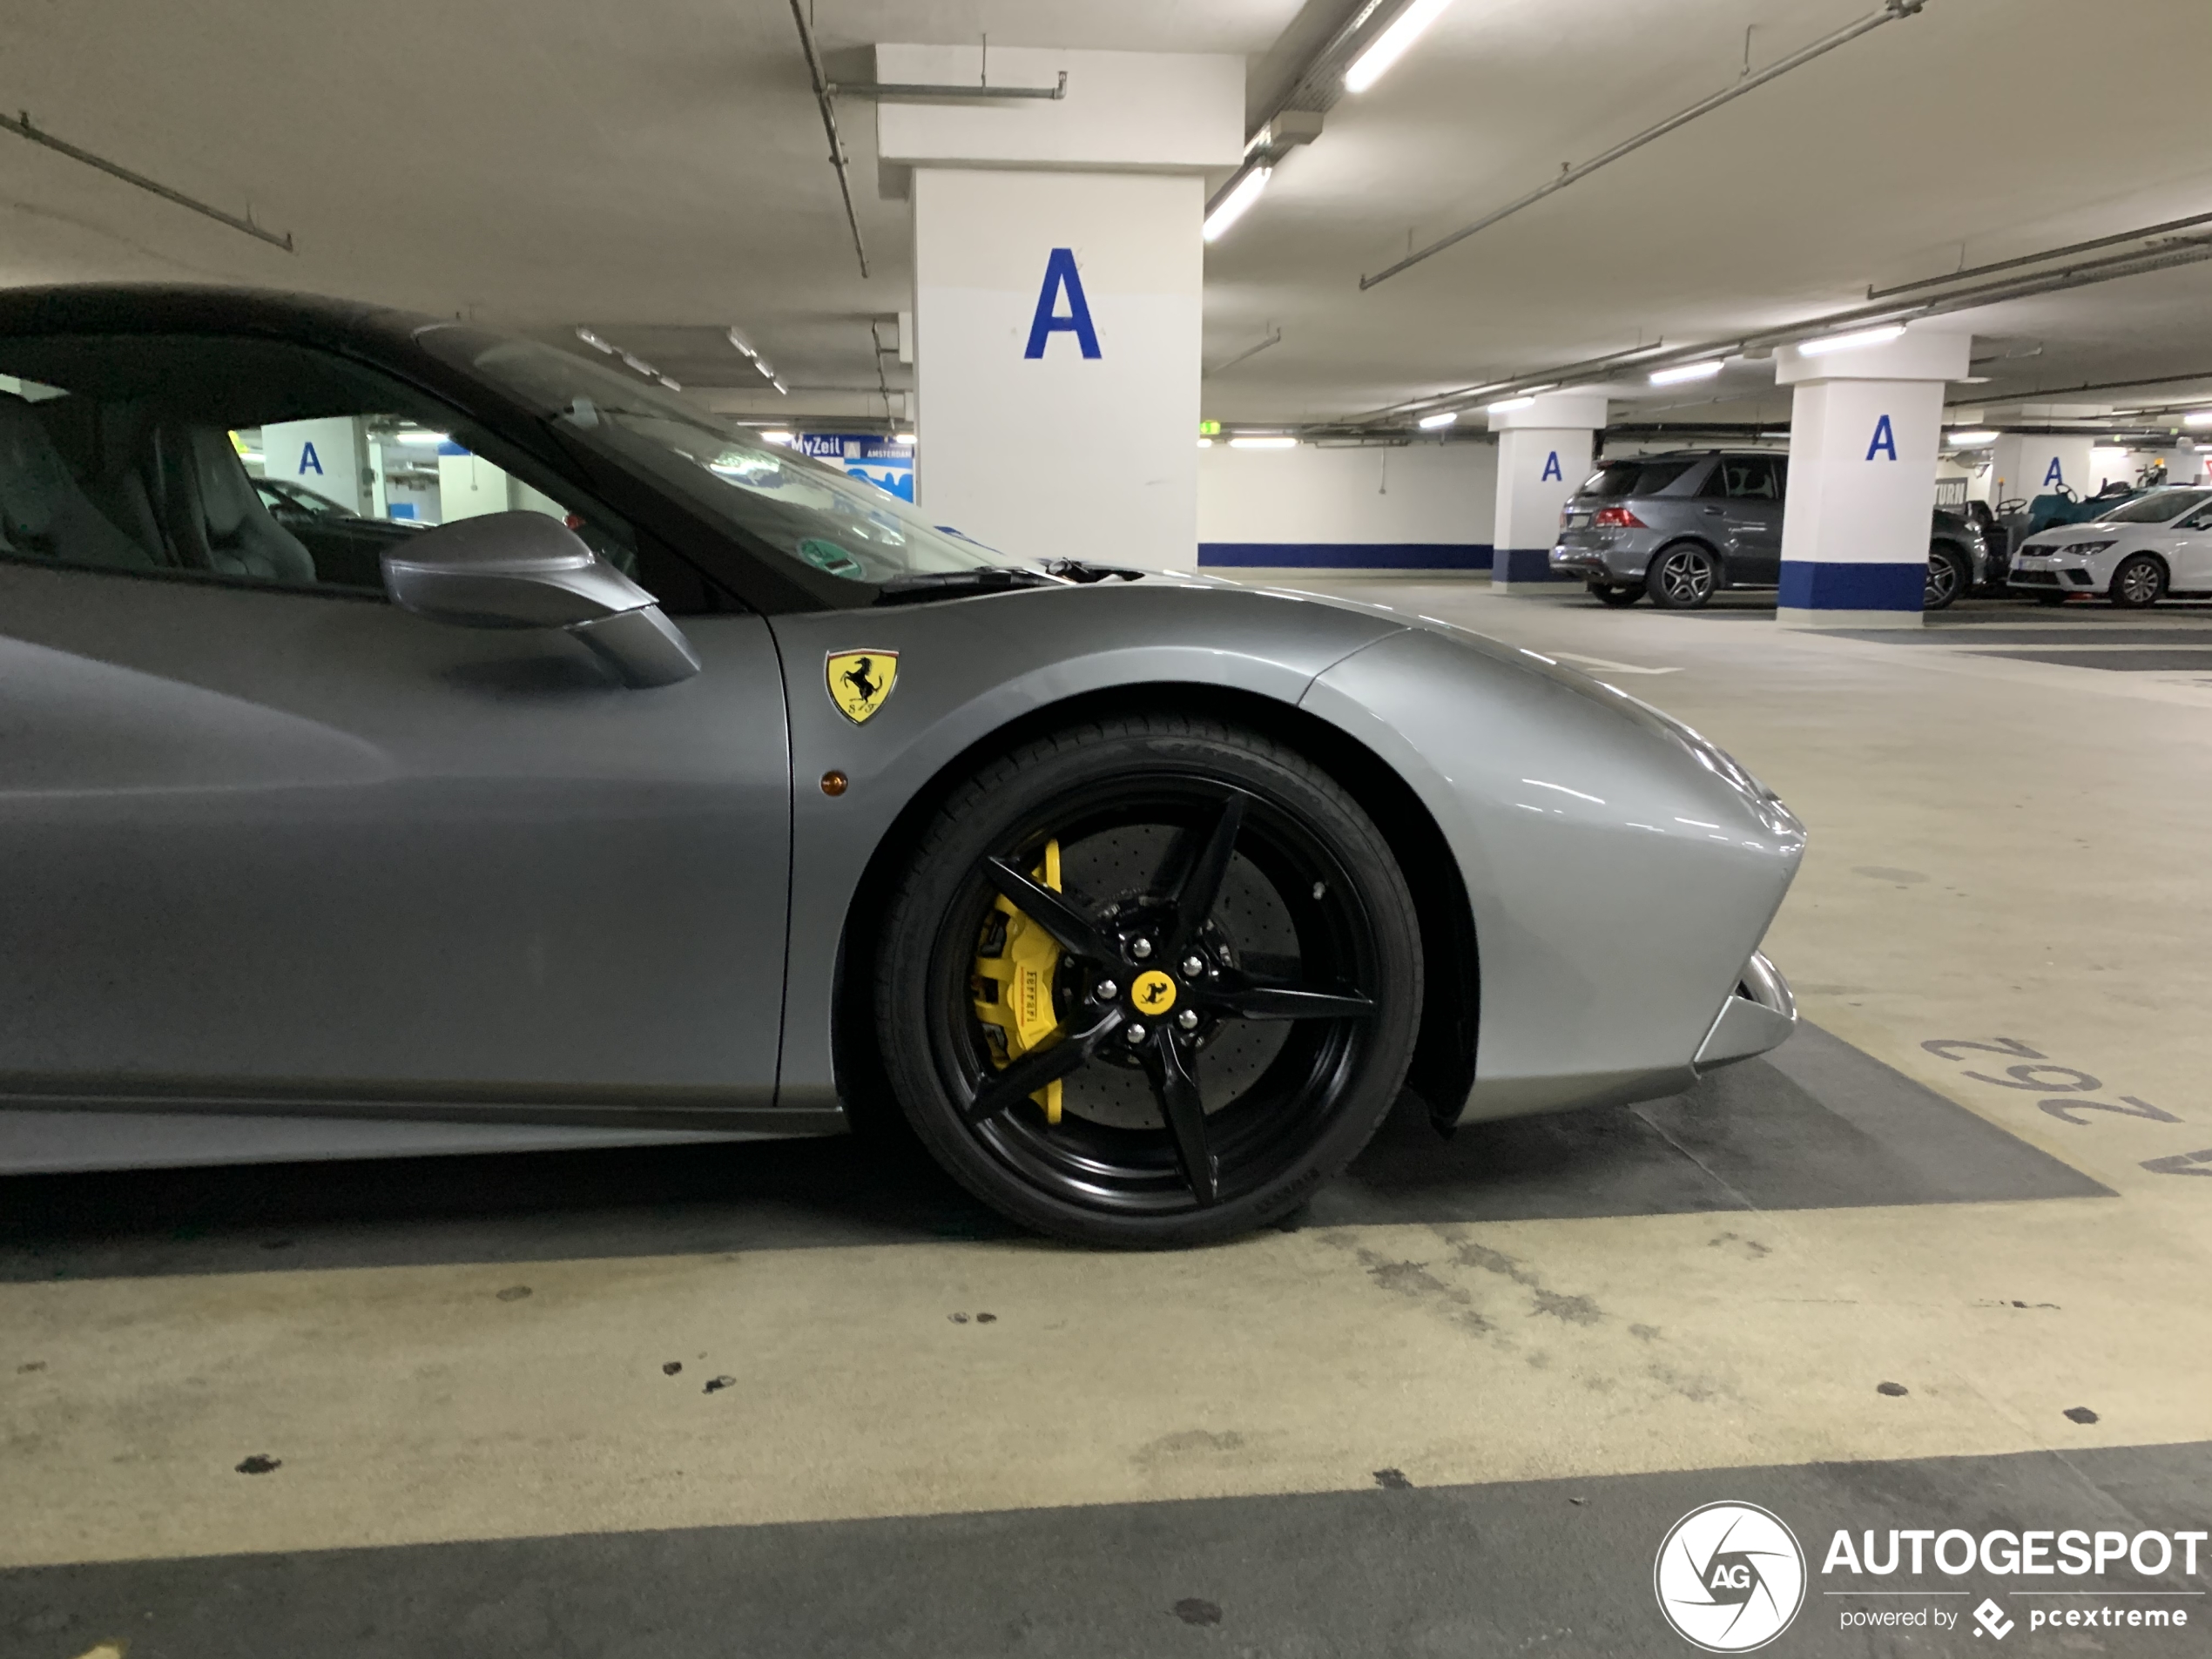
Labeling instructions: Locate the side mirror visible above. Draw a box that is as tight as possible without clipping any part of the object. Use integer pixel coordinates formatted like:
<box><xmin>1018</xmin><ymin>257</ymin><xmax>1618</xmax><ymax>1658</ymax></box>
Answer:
<box><xmin>382</xmin><ymin>511</ymin><xmax>700</xmax><ymax>689</ymax></box>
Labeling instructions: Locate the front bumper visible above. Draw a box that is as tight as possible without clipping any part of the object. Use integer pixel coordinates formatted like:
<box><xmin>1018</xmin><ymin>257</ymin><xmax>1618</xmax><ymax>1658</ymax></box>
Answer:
<box><xmin>1693</xmin><ymin>951</ymin><xmax>1796</xmax><ymax>1071</ymax></box>
<box><xmin>2008</xmin><ymin>543</ymin><xmax>2112</xmax><ymax>594</ymax></box>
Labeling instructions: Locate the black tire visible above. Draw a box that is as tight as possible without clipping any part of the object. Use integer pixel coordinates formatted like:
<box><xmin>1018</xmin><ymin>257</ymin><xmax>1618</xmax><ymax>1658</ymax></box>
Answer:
<box><xmin>1924</xmin><ymin>543</ymin><xmax>1969</xmax><ymax>610</ymax></box>
<box><xmin>876</xmin><ymin>715</ymin><xmax>1422</xmax><ymax>1247</ymax></box>
<box><xmin>1645</xmin><ymin>543</ymin><xmax>1718</xmax><ymax>610</ymax></box>
<box><xmin>2110</xmin><ymin>552</ymin><xmax>2166</xmax><ymax>609</ymax></box>
<box><xmin>1591</xmin><ymin>582</ymin><xmax>1643</xmax><ymax>607</ymax></box>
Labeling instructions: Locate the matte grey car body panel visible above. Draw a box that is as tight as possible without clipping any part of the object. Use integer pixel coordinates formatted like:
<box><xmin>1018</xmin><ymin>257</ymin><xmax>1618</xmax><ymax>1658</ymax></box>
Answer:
<box><xmin>765</xmin><ymin>579</ymin><xmax>1407</xmax><ymax>1111</ymax></box>
<box><xmin>0</xmin><ymin>558</ymin><xmax>800</xmax><ymax>1123</ymax></box>
<box><xmin>1300</xmin><ymin>624</ymin><xmax>1803</xmax><ymax>1120</ymax></box>
<box><xmin>0</xmin><ymin>285</ymin><xmax>1809</xmax><ymax>1185</ymax></box>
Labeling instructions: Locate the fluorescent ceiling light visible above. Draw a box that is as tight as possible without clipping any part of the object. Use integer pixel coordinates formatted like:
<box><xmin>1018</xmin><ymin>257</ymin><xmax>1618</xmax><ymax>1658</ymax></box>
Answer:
<box><xmin>1197</xmin><ymin>436</ymin><xmax>1214</xmax><ymax>448</ymax></box>
<box><xmin>2185</xmin><ymin>410</ymin><xmax>2212</xmax><ymax>427</ymax></box>
<box><xmin>1797</xmin><ymin>324</ymin><xmax>1905</xmax><ymax>357</ymax></box>
<box><xmin>395</xmin><ymin>431</ymin><xmax>449</xmax><ymax>445</ymax></box>
<box><xmin>892</xmin><ymin>431</ymin><xmax>915</xmax><ymax>445</ymax></box>
<box><xmin>1487</xmin><ymin>395</ymin><xmax>1535</xmax><ymax>413</ymax></box>
<box><xmin>726</xmin><ymin>327</ymin><xmax>758</xmax><ymax>359</ymax></box>
<box><xmin>1649</xmin><ymin>360</ymin><xmax>1723</xmax><ymax>386</ymax></box>
<box><xmin>1418</xmin><ymin>410</ymin><xmax>1458</xmax><ymax>429</ymax></box>
<box><xmin>760</xmin><ymin>430</ymin><xmax>793</xmax><ymax>445</ymax></box>
<box><xmin>1948</xmin><ymin>429</ymin><xmax>2000</xmax><ymax>445</ymax></box>
<box><xmin>1203</xmin><ymin>166</ymin><xmax>1272</xmax><ymax>243</ymax></box>
<box><xmin>1345</xmin><ymin>0</ymin><xmax>1454</xmax><ymax>93</ymax></box>
<box><xmin>1229</xmin><ymin>435</ymin><xmax>1298</xmax><ymax>448</ymax></box>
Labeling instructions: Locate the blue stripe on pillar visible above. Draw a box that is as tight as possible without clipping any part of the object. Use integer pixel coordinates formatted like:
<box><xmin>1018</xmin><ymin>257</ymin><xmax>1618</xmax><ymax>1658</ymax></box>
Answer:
<box><xmin>1196</xmin><ymin>543</ymin><xmax>1493</xmax><ymax>570</ymax></box>
<box><xmin>1777</xmin><ymin>561</ymin><xmax>1925</xmax><ymax>610</ymax></box>
<box><xmin>1493</xmin><ymin>548</ymin><xmax>1577</xmax><ymax>582</ymax></box>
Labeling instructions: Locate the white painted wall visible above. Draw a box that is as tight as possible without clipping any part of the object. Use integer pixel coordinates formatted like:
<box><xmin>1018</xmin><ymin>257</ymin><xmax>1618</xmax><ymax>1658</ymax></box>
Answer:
<box><xmin>1196</xmin><ymin>441</ymin><xmax>1495</xmax><ymax>549</ymax></box>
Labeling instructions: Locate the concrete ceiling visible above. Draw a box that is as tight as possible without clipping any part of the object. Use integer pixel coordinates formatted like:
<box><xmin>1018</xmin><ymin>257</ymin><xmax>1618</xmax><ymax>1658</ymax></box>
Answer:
<box><xmin>3</xmin><ymin>0</ymin><xmax>2209</xmax><ymax>429</ymax></box>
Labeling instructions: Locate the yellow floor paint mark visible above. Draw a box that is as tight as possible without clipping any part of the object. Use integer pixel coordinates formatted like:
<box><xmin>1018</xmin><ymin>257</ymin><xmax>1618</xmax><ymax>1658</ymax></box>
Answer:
<box><xmin>71</xmin><ymin>1644</ymin><xmax>127</xmax><ymax>1659</ymax></box>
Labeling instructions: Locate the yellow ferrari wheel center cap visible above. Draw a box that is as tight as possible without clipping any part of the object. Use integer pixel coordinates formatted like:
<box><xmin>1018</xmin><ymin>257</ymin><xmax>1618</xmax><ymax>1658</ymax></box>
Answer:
<box><xmin>1130</xmin><ymin>969</ymin><xmax>1177</xmax><ymax>1015</ymax></box>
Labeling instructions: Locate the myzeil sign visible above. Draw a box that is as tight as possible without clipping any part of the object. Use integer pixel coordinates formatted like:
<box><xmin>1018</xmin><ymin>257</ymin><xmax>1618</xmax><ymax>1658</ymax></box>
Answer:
<box><xmin>1654</xmin><ymin>1501</ymin><xmax>2204</xmax><ymax>1649</ymax></box>
<box><xmin>797</xmin><ymin>435</ymin><xmax>914</xmax><ymax>503</ymax></box>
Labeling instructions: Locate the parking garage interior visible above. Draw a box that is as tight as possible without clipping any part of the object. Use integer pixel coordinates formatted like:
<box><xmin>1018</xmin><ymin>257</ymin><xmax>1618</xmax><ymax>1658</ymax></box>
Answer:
<box><xmin>4</xmin><ymin>3</ymin><xmax>2212</xmax><ymax>1656</ymax></box>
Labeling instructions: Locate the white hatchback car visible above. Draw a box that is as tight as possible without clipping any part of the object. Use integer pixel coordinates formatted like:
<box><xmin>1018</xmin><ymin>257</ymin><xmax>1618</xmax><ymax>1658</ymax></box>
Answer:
<box><xmin>2007</xmin><ymin>486</ymin><xmax>2212</xmax><ymax>607</ymax></box>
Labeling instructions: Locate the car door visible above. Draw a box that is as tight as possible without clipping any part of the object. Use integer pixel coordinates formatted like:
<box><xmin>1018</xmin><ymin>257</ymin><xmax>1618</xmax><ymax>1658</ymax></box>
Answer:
<box><xmin>1697</xmin><ymin>455</ymin><xmax>1784</xmax><ymax>585</ymax></box>
<box><xmin>2166</xmin><ymin>501</ymin><xmax>2212</xmax><ymax>591</ymax></box>
<box><xmin>0</xmin><ymin>332</ymin><xmax>794</xmax><ymax>1127</ymax></box>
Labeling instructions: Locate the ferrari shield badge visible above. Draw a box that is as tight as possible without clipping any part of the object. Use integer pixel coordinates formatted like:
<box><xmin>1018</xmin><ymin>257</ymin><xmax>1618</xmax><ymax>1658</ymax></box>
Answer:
<box><xmin>826</xmin><ymin>649</ymin><xmax>899</xmax><ymax>725</ymax></box>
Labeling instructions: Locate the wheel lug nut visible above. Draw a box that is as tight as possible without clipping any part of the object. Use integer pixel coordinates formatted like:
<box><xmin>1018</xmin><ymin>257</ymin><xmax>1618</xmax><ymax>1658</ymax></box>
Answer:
<box><xmin>1095</xmin><ymin>979</ymin><xmax>1118</xmax><ymax>1001</ymax></box>
<box><xmin>1131</xmin><ymin>938</ymin><xmax>1153</xmax><ymax>960</ymax></box>
<box><xmin>1179</xmin><ymin>954</ymin><xmax>1205</xmax><ymax>977</ymax></box>
<box><xmin>1177</xmin><ymin>1008</ymin><xmax>1199</xmax><ymax>1031</ymax></box>
<box><xmin>1125</xmin><ymin>1023</ymin><xmax>1148</xmax><ymax>1043</ymax></box>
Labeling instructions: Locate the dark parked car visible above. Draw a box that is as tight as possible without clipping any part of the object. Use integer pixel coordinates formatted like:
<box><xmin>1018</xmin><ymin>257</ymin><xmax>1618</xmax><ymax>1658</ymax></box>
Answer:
<box><xmin>1548</xmin><ymin>449</ymin><xmax>1991</xmax><ymax>610</ymax></box>
<box><xmin>253</xmin><ymin>475</ymin><xmax>424</xmax><ymax>587</ymax></box>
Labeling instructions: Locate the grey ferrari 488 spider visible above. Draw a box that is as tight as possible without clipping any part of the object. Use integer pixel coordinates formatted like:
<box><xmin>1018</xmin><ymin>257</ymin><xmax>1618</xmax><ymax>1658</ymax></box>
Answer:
<box><xmin>0</xmin><ymin>287</ymin><xmax>1804</xmax><ymax>1245</ymax></box>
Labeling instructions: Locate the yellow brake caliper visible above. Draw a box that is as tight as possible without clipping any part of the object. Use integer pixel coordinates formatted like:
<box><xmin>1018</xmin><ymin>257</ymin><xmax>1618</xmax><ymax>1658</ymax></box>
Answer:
<box><xmin>972</xmin><ymin>838</ymin><xmax>1068</xmax><ymax>1124</ymax></box>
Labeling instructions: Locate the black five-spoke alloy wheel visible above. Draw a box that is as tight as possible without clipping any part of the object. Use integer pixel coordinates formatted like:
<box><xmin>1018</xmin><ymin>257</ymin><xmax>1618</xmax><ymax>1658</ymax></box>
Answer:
<box><xmin>877</xmin><ymin>717</ymin><xmax>1422</xmax><ymax>1246</ymax></box>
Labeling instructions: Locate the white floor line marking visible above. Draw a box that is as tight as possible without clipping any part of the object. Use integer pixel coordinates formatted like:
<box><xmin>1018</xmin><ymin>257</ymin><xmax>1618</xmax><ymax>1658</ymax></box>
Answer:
<box><xmin>1548</xmin><ymin>650</ymin><xmax>1682</xmax><ymax>676</ymax></box>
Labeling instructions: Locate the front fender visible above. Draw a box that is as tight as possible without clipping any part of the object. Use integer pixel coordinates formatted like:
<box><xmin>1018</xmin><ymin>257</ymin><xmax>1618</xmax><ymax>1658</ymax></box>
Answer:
<box><xmin>768</xmin><ymin>583</ymin><xmax>1406</xmax><ymax>1110</ymax></box>
<box><xmin>1300</xmin><ymin>625</ymin><xmax>1804</xmax><ymax>1121</ymax></box>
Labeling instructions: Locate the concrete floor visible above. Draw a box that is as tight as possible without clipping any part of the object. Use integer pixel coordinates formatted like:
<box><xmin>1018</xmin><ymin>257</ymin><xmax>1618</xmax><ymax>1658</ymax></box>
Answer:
<box><xmin>6</xmin><ymin>584</ymin><xmax>2212</xmax><ymax>1656</ymax></box>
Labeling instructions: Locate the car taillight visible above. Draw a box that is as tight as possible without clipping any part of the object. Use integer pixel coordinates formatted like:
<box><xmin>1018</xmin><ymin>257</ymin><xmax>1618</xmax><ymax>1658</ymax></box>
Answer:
<box><xmin>1592</xmin><ymin>506</ymin><xmax>1646</xmax><ymax>529</ymax></box>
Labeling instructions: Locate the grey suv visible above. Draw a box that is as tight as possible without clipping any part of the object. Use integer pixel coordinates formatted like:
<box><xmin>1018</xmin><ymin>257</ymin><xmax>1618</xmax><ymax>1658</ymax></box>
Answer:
<box><xmin>1548</xmin><ymin>450</ymin><xmax>1986</xmax><ymax>610</ymax></box>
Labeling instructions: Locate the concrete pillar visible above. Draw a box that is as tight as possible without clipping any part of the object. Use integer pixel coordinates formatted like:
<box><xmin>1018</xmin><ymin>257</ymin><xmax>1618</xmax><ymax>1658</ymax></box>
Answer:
<box><xmin>437</xmin><ymin>442</ymin><xmax>510</xmax><ymax>523</ymax></box>
<box><xmin>1776</xmin><ymin>328</ymin><xmax>1972</xmax><ymax>629</ymax></box>
<box><xmin>877</xmin><ymin>45</ymin><xmax>1242</xmax><ymax>570</ymax></box>
<box><xmin>261</xmin><ymin>417</ymin><xmax>367</xmax><ymax>514</ymax></box>
<box><xmin>1990</xmin><ymin>432</ymin><xmax>2095</xmax><ymax>507</ymax></box>
<box><xmin>1487</xmin><ymin>393</ymin><xmax>1608</xmax><ymax>590</ymax></box>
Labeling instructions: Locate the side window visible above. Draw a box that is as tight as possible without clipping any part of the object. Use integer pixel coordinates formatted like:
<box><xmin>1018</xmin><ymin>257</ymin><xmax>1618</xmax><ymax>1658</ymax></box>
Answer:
<box><xmin>2181</xmin><ymin>505</ymin><xmax>2212</xmax><ymax>532</ymax></box>
<box><xmin>0</xmin><ymin>335</ymin><xmax>729</xmax><ymax>611</ymax></box>
<box><xmin>1716</xmin><ymin>456</ymin><xmax>1778</xmax><ymax>500</ymax></box>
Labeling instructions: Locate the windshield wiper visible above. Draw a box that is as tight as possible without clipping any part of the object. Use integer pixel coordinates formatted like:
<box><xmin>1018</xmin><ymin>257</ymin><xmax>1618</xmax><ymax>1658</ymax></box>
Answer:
<box><xmin>1042</xmin><ymin>558</ymin><xmax>1146</xmax><ymax>583</ymax></box>
<box><xmin>873</xmin><ymin>567</ymin><xmax>1065</xmax><ymax>605</ymax></box>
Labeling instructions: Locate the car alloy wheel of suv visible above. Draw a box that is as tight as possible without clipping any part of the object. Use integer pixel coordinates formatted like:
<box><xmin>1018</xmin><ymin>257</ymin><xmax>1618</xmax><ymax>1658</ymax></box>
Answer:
<box><xmin>1647</xmin><ymin>544</ymin><xmax>1718</xmax><ymax>610</ymax></box>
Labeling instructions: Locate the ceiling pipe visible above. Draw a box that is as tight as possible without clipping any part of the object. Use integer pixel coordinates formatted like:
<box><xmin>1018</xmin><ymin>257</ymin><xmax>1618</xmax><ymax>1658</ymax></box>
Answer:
<box><xmin>786</xmin><ymin>0</ymin><xmax>870</xmax><ymax>280</ymax></box>
<box><xmin>1868</xmin><ymin>207</ymin><xmax>2212</xmax><ymax>300</ymax></box>
<box><xmin>0</xmin><ymin>109</ymin><xmax>293</xmax><ymax>252</ymax></box>
<box><xmin>1359</xmin><ymin>233</ymin><xmax>2212</xmax><ymax>430</ymax></box>
<box><xmin>1359</xmin><ymin>0</ymin><xmax>1932</xmax><ymax>290</ymax></box>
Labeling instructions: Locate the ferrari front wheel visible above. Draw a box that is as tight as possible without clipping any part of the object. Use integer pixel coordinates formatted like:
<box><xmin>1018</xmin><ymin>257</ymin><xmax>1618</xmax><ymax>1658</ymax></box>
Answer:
<box><xmin>876</xmin><ymin>716</ymin><xmax>1422</xmax><ymax>1247</ymax></box>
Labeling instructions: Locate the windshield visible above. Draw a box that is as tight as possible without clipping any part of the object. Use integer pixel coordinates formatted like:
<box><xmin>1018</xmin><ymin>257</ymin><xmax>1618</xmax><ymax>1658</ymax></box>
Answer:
<box><xmin>423</xmin><ymin>332</ymin><xmax>1004</xmax><ymax>584</ymax></box>
<box><xmin>2094</xmin><ymin>487</ymin><xmax>2212</xmax><ymax>525</ymax></box>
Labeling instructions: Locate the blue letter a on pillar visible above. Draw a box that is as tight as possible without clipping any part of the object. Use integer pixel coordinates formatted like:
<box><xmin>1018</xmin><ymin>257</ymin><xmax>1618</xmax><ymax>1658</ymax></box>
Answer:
<box><xmin>298</xmin><ymin>440</ymin><xmax>324</xmax><ymax>475</ymax></box>
<box><xmin>1023</xmin><ymin>248</ymin><xmax>1102</xmax><ymax>360</ymax></box>
<box><xmin>2043</xmin><ymin>455</ymin><xmax>2065</xmax><ymax>487</ymax></box>
<box><xmin>1865</xmin><ymin>415</ymin><xmax>1897</xmax><ymax>461</ymax></box>
<box><xmin>1541</xmin><ymin>450</ymin><xmax>1562</xmax><ymax>482</ymax></box>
